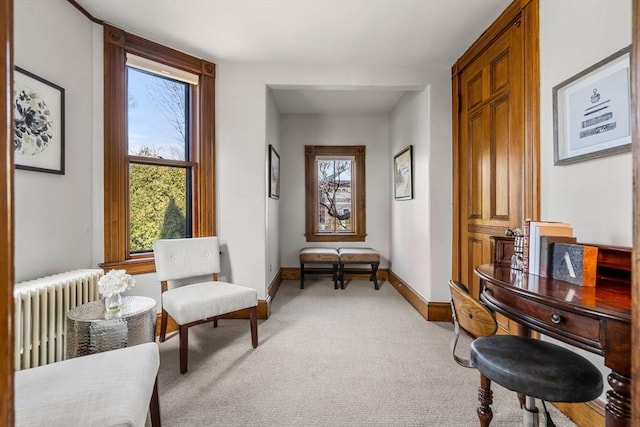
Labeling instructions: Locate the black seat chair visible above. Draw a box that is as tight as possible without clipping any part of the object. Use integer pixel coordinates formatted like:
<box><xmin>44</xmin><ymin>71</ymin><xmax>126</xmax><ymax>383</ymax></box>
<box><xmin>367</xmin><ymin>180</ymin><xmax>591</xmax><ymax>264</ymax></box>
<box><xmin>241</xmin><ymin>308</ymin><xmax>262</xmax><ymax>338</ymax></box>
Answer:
<box><xmin>449</xmin><ymin>280</ymin><xmax>603</xmax><ymax>427</ymax></box>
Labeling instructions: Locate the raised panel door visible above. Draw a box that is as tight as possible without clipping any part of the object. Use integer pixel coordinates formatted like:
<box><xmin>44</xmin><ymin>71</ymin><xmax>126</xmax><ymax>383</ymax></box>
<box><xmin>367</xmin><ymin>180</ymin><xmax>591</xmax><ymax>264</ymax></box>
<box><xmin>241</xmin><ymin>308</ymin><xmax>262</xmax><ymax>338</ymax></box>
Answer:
<box><xmin>457</xmin><ymin>17</ymin><xmax>525</xmax><ymax>299</ymax></box>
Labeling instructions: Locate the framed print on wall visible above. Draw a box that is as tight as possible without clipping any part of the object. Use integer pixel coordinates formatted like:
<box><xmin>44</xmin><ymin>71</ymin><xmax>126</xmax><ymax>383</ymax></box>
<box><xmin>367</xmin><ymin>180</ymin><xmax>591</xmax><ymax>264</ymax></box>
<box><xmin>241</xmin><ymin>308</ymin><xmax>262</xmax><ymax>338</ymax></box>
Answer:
<box><xmin>393</xmin><ymin>145</ymin><xmax>413</xmax><ymax>200</ymax></box>
<box><xmin>269</xmin><ymin>144</ymin><xmax>280</xmax><ymax>199</ymax></box>
<box><xmin>13</xmin><ymin>66</ymin><xmax>65</xmax><ymax>174</ymax></box>
<box><xmin>553</xmin><ymin>46</ymin><xmax>631</xmax><ymax>166</ymax></box>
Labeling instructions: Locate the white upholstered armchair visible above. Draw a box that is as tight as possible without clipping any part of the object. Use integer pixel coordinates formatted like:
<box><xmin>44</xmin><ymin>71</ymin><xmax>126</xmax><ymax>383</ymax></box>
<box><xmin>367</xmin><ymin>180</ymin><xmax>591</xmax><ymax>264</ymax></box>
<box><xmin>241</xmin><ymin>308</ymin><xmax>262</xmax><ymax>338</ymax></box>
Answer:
<box><xmin>153</xmin><ymin>236</ymin><xmax>258</xmax><ymax>373</ymax></box>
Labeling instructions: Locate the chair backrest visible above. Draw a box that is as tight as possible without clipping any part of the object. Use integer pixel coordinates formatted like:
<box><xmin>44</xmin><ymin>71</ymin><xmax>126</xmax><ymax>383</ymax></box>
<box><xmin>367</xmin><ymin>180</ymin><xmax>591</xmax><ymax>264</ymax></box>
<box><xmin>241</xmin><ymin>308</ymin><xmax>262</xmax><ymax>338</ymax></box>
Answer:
<box><xmin>449</xmin><ymin>280</ymin><xmax>498</xmax><ymax>368</ymax></box>
<box><xmin>153</xmin><ymin>237</ymin><xmax>221</xmax><ymax>282</ymax></box>
<box><xmin>449</xmin><ymin>280</ymin><xmax>497</xmax><ymax>338</ymax></box>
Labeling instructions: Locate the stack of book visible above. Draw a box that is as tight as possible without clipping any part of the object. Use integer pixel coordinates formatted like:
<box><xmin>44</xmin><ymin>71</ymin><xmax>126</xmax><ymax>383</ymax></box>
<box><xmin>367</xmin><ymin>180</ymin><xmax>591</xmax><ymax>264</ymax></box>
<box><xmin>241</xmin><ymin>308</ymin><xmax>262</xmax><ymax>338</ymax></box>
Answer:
<box><xmin>523</xmin><ymin>219</ymin><xmax>576</xmax><ymax>277</ymax></box>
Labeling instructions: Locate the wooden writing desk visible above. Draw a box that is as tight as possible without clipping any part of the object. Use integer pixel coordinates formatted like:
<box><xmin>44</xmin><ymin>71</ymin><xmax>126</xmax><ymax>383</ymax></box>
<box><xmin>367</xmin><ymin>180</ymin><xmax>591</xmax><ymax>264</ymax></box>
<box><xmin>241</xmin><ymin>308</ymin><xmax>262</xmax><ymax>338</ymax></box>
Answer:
<box><xmin>475</xmin><ymin>260</ymin><xmax>631</xmax><ymax>427</ymax></box>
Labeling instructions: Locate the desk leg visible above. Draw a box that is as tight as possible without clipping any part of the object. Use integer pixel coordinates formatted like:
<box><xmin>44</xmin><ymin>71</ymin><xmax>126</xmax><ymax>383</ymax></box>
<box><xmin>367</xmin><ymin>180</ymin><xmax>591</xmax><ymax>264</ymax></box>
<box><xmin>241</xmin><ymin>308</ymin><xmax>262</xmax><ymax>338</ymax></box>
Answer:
<box><xmin>605</xmin><ymin>371</ymin><xmax>631</xmax><ymax>426</ymax></box>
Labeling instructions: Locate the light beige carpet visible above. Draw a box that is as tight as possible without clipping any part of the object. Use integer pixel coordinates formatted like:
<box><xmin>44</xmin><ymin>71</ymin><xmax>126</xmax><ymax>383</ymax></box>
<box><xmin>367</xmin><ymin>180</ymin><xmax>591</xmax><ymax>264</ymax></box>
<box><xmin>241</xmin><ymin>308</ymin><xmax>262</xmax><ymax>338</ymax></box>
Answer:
<box><xmin>152</xmin><ymin>279</ymin><xmax>577</xmax><ymax>426</ymax></box>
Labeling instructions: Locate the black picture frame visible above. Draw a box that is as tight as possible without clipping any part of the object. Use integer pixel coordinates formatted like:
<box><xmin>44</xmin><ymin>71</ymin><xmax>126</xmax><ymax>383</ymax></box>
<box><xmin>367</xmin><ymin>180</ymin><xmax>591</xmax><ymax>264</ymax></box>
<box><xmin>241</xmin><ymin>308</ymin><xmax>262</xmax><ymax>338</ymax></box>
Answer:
<box><xmin>393</xmin><ymin>145</ymin><xmax>413</xmax><ymax>200</ymax></box>
<box><xmin>13</xmin><ymin>66</ymin><xmax>65</xmax><ymax>174</ymax></box>
<box><xmin>269</xmin><ymin>144</ymin><xmax>280</xmax><ymax>199</ymax></box>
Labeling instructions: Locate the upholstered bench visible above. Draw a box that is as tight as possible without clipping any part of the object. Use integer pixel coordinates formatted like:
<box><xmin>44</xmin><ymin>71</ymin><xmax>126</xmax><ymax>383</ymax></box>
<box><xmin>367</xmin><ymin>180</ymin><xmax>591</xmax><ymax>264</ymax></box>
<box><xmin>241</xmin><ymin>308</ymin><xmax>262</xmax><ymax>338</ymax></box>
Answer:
<box><xmin>15</xmin><ymin>342</ymin><xmax>161</xmax><ymax>426</ymax></box>
<box><xmin>299</xmin><ymin>247</ymin><xmax>340</xmax><ymax>289</ymax></box>
<box><xmin>338</xmin><ymin>247</ymin><xmax>380</xmax><ymax>290</ymax></box>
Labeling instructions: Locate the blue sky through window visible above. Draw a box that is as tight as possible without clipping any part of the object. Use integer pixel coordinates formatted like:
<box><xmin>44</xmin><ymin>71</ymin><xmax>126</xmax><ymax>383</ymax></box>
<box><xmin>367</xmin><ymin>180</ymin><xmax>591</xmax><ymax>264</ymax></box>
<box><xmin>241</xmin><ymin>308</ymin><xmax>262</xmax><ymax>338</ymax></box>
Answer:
<box><xmin>127</xmin><ymin>67</ymin><xmax>186</xmax><ymax>159</ymax></box>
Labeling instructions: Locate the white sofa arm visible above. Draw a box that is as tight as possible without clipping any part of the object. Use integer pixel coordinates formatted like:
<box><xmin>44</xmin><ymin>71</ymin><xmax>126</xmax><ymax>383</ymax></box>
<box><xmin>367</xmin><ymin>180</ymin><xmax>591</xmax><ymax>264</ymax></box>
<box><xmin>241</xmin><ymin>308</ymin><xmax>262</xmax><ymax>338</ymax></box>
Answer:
<box><xmin>15</xmin><ymin>342</ymin><xmax>160</xmax><ymax>427</ymax></box>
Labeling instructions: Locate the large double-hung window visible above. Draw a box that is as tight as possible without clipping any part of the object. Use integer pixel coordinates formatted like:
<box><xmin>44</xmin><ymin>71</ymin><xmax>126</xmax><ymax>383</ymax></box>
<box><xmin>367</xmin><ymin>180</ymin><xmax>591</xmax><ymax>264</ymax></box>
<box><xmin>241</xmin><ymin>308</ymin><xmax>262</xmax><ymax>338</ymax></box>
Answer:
<box><xmin>102</xmin><ymin>26</ymin><xmax>216</xmax><ymax>274</ymax></box>
<box><xmin>127</xmin><ymin>56</ymin><xmax>194</xmax><ymax>253</ymax></box>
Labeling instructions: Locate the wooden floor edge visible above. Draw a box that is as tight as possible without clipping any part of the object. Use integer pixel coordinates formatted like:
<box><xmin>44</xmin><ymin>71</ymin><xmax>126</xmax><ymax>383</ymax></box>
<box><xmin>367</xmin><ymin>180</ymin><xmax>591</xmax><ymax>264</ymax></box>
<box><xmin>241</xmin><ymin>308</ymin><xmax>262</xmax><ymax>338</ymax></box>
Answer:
<box><xmin>553</xmin><ymin>399</ymin><xmax>605</xmax><ymax>427</ymax></box>
<box><xmin>282</xmin><ymin>268</ymin><xmax>450</xmax><ymax>323</ymax></box>
<box><xmin>387</xmin><ymin>270</ymin><xmax>452</xmax><ymax>322</ymax></box>
<box><xmin>281</xmin><ymin>266</ymin><xmax>390</xmax><ymax>283</ymax></box>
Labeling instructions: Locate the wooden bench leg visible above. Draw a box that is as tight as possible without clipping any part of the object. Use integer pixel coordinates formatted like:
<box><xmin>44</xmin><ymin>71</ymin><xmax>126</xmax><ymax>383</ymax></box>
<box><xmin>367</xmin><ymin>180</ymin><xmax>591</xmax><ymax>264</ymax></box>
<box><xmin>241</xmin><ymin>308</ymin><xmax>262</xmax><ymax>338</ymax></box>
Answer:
<box><xmin>371</xmin><ymin>262</ymin><xmax>379</xmax><ymax>290</ymax></box>
<box><xmin>250</xmin><ymin>306</ymin><xmax>258</xmax><ymax>348</ymax></box>
<box><xmin>332</xmin><ymin>263</ymin><xmax>338</xmax><ymax>289</ymax></box>
<box><xmin>300</xmin><ymin>262</ymin><xmax>305</xmax><ymax>289</ymax></box>
<box><xmin>339</xmin><ymin>263</ymin><xmax>345</xmax><ymax>289</ymax></box>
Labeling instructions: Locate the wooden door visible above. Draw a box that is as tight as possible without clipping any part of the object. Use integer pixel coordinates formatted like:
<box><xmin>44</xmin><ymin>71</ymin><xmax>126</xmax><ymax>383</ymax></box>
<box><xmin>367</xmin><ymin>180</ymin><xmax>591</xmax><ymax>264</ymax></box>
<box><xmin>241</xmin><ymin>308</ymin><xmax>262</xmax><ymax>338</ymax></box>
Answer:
<box><xmin>452</xmin><ymin>0</ymin><xmax>539</xmax><ymax>302</ymax></box>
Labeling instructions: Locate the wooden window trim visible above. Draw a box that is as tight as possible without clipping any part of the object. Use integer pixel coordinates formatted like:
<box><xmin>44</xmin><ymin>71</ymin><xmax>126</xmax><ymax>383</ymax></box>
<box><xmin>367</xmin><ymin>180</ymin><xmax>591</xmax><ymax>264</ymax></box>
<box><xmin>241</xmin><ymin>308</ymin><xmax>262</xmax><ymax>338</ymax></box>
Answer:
<box><xmin>101</xmin><ymin>25</ymin><xmax>216</xmax><ymax>274</ymax></box>
<box><xmin>304</xmin><ymin>145</ymin><xmax>366</xmax><ymax>242</ymax></box>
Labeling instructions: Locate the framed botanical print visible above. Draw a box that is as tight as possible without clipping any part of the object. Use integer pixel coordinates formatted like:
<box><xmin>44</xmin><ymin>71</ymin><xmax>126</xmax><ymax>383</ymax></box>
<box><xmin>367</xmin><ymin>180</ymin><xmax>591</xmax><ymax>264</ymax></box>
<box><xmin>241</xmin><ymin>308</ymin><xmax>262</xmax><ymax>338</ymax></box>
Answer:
<box><xmin>14</xmin><ymin>67</ymin><xmax>65</xmax><ymax>174</ymax></box>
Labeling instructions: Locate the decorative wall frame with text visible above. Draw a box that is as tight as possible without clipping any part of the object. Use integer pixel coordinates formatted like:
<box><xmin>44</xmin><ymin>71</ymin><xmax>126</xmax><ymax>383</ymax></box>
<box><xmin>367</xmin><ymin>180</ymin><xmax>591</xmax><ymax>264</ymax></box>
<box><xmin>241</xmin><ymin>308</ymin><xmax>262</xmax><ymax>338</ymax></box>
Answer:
<box><xmin>393</xmin><ymin>145</ymin><xmax>413</xmax><ymax>200</ymax></box>
<box><xmin>269</xmin><ymin>144</ymin><xmax>280</xmax><ymax>199</ymax></box>
<box><xmin>553</xmin><ymin>46</ymin><xmax>631</xmax><ymax>166</ymax></box>
<box><xmin>13</xmin><ymin>67</ymin><xmax>65</xmax><ymax>174</ymax></box>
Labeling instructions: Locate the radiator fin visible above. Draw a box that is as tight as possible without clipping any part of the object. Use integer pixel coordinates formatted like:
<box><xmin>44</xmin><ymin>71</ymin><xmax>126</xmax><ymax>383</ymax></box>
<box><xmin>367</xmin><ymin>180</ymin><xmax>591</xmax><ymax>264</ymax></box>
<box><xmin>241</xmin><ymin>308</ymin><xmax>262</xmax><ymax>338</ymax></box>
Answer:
<box><xmin>14</xmin><ymin>269</ymin><xmax>103</xmax><ymax>370</ymax></box>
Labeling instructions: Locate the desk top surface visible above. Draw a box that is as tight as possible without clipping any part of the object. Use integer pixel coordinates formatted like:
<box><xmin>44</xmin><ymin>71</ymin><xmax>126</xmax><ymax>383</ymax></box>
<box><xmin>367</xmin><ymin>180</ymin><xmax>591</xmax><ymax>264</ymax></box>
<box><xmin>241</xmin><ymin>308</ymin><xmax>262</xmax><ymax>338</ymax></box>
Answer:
<box><xmin>66</xmin><ymin>295</ymin><xmax>156</xmax><ymax>322</ymax></box>
<box><xmin>475</xmin><ymin>264</ymin><xmax>631</xmax><ymax>322</ymax></box>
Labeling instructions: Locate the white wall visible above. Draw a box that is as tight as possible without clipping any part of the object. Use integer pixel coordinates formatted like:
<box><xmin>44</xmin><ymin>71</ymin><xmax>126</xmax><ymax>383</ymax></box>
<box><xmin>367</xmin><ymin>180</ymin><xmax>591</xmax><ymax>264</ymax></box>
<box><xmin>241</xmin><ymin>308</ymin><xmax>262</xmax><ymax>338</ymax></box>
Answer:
<box><xmin>539</xmin><ymin>0</ymin><xmax>632</xmax><ymax>401</ymax></box>
<box><xmin>14</xmin><ymin>1</ymin><xmax>96</xmax><ymax>282</ymax></box>
<box><xmin>389</xmin><ymin>75</ymin><xmax>452</xmax><ymax>302</ymax></box>
<box><xmin>216</xmin><ymin>64</ymin><xmax>438</xmax><ymax>298</ymax></box>
<box><xmin>266</xmin><ymin>90</ymin><xmax>281</xmax><ymax>286</ymax></box>
<box><xmin>279</xmin><ymin>113</ymin><xmax>392</xmax><ymax>267</ymax></box>
<box><xmin>15</xmin><ymin>0</ymin><xmax>628</xmax><ymax>324</ymax></box>
<box><xmin>12</xmin><ymin>0</ymin><xmax>444</xmax><ymax>305</ymax></box>
<box><xmin>540</xmin><ymin>0</ymin><xmax>632</xmax><ymax>246</ymax></box>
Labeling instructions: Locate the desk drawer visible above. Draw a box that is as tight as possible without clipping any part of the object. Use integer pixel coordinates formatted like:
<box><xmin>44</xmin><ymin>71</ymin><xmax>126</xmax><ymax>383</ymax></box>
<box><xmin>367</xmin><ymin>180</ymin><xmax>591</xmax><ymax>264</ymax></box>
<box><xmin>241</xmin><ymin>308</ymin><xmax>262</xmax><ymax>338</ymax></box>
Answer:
<box><xmin>484</xmin><ymin>284</ymin><xmax>602</xmax><ymax>348</ymax></box>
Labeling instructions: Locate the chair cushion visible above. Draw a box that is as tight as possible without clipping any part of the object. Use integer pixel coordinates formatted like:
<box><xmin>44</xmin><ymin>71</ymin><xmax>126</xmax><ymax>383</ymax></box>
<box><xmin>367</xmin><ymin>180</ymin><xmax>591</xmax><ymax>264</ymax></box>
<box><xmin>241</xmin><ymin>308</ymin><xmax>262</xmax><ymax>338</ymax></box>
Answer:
<box><xmin>338</xmin><ymin>247</ymin><xmax>380</xmax><ymax>263</ymax></box>
<box><xmin>163</xmin><ymin>281</ymin><xmax>258</xmax><ymax>325</ymax></box>
<box><xmin>471</xmin><ymin>335</ymin><xmax>603</xmax><ymax>402</ymax></box>
<box><xmin>15</xmin><ymin>342</ymin><xmax>159</xmax><ymax>427</ymax></box>
<box><xmin>300</xmin><ymin>247</ymin><xmax>339</xmax><ymax>263</ymax></box>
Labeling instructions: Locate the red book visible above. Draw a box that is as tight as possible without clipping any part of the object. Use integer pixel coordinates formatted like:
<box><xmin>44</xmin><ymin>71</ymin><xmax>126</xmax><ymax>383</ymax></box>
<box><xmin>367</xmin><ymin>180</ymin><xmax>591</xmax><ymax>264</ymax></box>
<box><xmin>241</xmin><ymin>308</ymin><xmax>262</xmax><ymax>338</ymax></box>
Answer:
<box><xmin>522</xmin><ymin>219</ymin><xmax>531</xmax><ymax>273</ymax></box>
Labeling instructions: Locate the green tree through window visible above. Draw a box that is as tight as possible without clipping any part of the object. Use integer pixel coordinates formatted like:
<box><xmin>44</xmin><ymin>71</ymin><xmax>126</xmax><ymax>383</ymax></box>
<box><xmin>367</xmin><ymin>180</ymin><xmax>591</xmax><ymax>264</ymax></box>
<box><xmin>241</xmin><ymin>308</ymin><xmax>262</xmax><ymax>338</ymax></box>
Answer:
<box><xmin>127</xmin><ymin>66</ymin><xmax>192</xmax><ymax>253</ymax></box>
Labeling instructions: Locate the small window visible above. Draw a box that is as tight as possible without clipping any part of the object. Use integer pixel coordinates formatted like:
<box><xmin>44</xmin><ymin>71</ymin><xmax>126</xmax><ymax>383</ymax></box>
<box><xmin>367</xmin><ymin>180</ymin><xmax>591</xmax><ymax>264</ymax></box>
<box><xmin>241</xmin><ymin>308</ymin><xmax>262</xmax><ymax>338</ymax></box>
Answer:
<box><xmin>305</xmin><ymin>146</ymin><xmax>366</xmax><ymax>242</ymax></box>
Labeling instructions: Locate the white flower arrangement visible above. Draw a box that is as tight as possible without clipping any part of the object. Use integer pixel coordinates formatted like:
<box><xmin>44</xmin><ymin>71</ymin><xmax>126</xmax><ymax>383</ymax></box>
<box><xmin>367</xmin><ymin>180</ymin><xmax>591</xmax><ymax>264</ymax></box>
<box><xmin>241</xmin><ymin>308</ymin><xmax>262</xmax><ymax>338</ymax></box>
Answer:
<box><xmin>98</xmin><ymin>269</ymin><xmax>135</xmax><ymax>298</ymax></box>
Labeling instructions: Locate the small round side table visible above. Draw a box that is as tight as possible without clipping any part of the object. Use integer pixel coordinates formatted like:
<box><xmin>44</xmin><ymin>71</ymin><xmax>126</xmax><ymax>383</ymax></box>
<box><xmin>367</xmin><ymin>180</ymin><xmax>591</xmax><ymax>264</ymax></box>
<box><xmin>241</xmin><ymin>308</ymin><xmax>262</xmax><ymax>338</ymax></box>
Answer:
<box><xmin>66</xmin><ymin>295</ymin><xmax>156</xmax><ymax>359</ymax></box>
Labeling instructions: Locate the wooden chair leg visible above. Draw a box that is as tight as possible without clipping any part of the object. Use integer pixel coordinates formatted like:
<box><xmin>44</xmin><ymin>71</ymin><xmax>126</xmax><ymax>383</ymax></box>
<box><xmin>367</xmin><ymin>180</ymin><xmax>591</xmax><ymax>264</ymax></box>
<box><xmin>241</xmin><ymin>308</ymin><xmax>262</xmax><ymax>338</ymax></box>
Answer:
<box><xmin>517</xmin><ymin>393</ymin><xmax>526</xmax><ymax>408</ymax></box>
<box><xmin>249</xmin><ymin>306</ymin><xmax>258</xmax><ymax>348</ymax></box>
<box><xmin>179</xmin><ymin>325</ymin><xmax>189</xmax><ymax>374</ymax></box>
<box><xmin>159</xmin><ymin>309</ymin><xmax>168</xmax><ymax>342</ymax></box>
<box><xmin>300</xmin><ymin>263</ymin><xmax>305</xmax><ymax>289</ymax></box>
<box><xmin>478</xmin><ymin>374</ymin><xmax>494</xmax><ymax>427</ymax></box>
<box><xmin>150</xmin><ymin>377</ymin><xmax>161</xmax><ymax>427</ymax></box>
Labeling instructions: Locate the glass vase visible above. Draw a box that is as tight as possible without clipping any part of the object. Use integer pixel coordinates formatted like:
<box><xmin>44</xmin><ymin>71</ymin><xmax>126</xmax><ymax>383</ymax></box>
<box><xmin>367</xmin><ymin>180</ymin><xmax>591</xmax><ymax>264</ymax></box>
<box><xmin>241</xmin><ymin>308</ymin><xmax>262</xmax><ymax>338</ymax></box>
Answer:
<box><xmin>104</xmin><ymin>293</ymin><xmax>123</xmax><ymax>316</ymax></box>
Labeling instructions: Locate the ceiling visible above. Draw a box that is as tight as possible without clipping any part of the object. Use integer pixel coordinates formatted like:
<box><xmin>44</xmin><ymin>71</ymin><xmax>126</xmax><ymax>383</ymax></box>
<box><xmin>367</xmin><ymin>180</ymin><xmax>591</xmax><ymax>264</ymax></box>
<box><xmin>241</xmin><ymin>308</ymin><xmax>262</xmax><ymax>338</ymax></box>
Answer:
<box><xmin>76</xmin><ymin>0</ymin><xmax>511</xmax><ymax>114</ymax></box>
